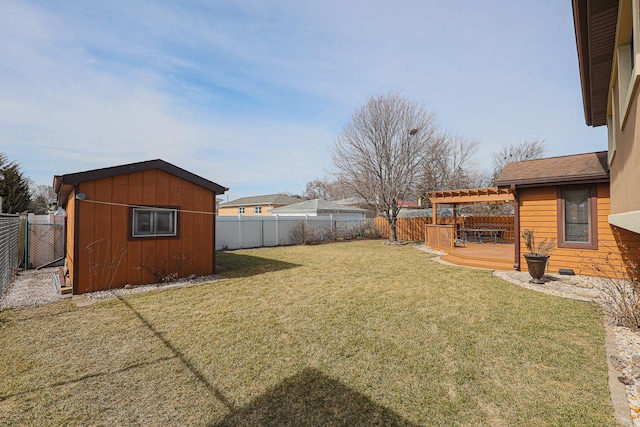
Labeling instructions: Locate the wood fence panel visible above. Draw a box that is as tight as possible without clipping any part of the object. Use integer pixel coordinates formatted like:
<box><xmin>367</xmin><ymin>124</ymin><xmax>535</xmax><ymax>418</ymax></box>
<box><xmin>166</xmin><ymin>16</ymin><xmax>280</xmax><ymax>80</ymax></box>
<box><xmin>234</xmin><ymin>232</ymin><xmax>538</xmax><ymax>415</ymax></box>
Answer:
<box><xmin>375</xmin><ymin>216</ymin><xmax>515</xmax><ymax>242</ymax></box>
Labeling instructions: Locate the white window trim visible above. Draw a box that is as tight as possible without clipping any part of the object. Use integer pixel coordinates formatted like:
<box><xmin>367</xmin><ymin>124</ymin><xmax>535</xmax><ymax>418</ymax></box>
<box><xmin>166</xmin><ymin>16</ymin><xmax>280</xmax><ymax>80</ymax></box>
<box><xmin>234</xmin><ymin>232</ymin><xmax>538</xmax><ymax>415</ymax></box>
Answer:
<box><xmin>607</xmin><ymin>112</ymin><xmax>617</xmax><ymax>166</ymax></box>
<box><xmin>616</xmin><ymin>0</ymin><xmax>640</xmax><ymax>128</ymax></box>
<box><xmin>132</xmin><ymin>207</ymin><xmax>178</xmax><ymax>238</ymax></box>
<box><xmin>238</xmin><ymin>207</ymin><xmax>245</xmax><ymax>215</ymax></box>
<box><xmin>254</xmin><ymin>206</ymin><xmax>262</xmax><ymax>215</ymax></box>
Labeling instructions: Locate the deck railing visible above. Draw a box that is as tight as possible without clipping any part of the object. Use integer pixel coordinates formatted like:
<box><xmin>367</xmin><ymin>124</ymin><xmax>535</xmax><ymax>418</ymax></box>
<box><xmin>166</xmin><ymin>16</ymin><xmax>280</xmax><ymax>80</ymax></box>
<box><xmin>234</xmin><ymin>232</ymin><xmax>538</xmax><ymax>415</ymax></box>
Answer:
<box><xmin>425</xmin><ymin>224</ymin><xmax>455</xmax><ymax>251</ymax></box>
<box><xmin>375</xmin><ymin>216</ymin><xmax>515</xmax><ymax>243</ymax></box>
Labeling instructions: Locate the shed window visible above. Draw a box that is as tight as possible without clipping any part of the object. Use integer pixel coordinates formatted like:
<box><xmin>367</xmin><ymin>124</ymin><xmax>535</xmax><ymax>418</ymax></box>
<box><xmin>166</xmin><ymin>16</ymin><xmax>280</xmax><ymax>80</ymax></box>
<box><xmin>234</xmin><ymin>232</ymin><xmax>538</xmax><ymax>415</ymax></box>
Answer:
<box><xmin>254</xmin><ymin>206</ymin><xmax>262</xmax><ymax>214</ymax></box>
<box><xmin>132</xmin><ymin>208</ymin><xmax>178</xmax><ymax>238</ymax></box>
<box><xmin>557</xmin><ymin>186</ymin><xmax>597</xmax><ymax>250</ymax></box>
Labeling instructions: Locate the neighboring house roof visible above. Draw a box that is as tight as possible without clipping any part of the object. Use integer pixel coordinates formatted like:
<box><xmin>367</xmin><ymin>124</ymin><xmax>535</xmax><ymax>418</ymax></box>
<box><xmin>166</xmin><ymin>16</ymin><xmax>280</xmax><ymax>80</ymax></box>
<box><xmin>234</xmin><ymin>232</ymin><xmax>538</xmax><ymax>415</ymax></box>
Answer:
<box><xmin>219</xmin><ymin>194</ymin><xmax>302</xmax><ymax>207</ymax></box>
<box><xmin>396</xmin><ymin>200</ymin><xmax>420</xmax><ymax>208</ymax></box>
<box><xmin>496</xmin><ymin>151</ymin><xmax>609</xmax><ymax>188</ymax></box>
<box><xmin>270</xmin><ymin>199</ymin><xmax>368</xmax><ymax>215</ymax></box>
<box><xmin>334</xmin><ymin>197</ymin><xmax>367</xmax><ymax>206</ymax></box>
<box><xmin>572</xmin><ymin>0</ymin><xmax>618</xmax><ymax>126</ymax></box>
<box><xmin>54</xmin><ymin>159</ymin><xmax>228</xmax><ymax>203</ymax></box>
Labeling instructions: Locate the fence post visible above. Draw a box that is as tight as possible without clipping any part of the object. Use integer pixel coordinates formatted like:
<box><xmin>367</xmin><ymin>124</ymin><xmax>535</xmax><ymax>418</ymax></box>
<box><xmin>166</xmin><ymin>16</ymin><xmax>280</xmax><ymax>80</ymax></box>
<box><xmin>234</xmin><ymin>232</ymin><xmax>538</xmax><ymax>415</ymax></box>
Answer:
<box><xmin>24</xmin><ymin>217</ymin><xmax>29</xmax><ymax>269</ymax></box>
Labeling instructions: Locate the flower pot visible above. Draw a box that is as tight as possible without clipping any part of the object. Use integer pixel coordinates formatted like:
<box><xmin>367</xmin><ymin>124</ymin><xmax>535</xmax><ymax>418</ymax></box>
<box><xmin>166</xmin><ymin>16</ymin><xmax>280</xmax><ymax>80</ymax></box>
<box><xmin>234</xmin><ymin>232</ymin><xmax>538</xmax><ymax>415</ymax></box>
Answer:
<box><xmin>523</xmin><ymin>253</ymin><xmax>549</xmax><ymax>284</ymax></box>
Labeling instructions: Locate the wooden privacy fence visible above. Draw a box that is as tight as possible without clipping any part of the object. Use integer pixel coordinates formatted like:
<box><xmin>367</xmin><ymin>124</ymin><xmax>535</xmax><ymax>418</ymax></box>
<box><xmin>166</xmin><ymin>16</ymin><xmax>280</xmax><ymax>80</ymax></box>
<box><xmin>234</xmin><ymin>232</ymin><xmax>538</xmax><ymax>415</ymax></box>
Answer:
<box><xmin>375</xmin><ymin>216</ymin><xmax>515</xmax><ymax>243</ymax></box>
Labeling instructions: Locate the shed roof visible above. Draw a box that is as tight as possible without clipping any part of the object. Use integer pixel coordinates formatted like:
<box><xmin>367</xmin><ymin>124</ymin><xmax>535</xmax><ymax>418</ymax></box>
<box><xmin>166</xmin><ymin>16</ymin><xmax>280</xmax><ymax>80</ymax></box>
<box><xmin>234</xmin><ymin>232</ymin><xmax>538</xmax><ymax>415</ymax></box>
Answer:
<box><xmin>219</xmin><ymin>193</ymin><xmax>302</xmax><ymax>207</ymax></box>
<box><xmin>54</xmin><ymin>159</ymin><xmax>228</xmax><ymax>203</ymax></box>
<box><xmin>496</xmin><ymin>151</ymin><xmax>609</xmax><ymax>188</ymax></box>
<box><xmin>572</xmin><ymin>0</ymin><xmax>618</xmax><ymax>126</ymax></box>
<box><xmin>270</xmin><ymin>199</ymin><xmax>367</xmax><ymax>215</ymax></box>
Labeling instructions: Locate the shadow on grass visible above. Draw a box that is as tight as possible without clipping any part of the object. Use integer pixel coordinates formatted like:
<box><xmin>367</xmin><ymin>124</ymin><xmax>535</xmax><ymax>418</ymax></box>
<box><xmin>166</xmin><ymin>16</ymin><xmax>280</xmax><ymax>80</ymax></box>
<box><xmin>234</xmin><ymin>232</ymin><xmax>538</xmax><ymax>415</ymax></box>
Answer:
<box><xmin>115</xmin><ymin>295</ymin><xmax>237</xmax><ymax>411</ymax></box>
<box><xmin>216</xmin><ymin>252</ymin><xmax>301</xmax><ymax>279</ymax></box>
<box><xmin>213</xmin><ymin>367</ymin><xmax>420</xmax><ymax>427</ymax></box>
<box><xmin>116</xmin><ymin>293</ymin><xmax>416</xmax><ymax>426</ymax></box>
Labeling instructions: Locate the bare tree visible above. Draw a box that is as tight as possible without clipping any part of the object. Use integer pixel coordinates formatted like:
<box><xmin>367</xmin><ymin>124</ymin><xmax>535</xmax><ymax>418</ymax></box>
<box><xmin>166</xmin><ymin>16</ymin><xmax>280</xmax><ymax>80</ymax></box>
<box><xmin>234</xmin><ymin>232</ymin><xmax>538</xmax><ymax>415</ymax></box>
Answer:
<box><xmin>303</xmin><ymin>177</ymin><xmax>353</xmax><ymax>201</ymax></box>
<box><xmin>421</xmin><ymin>133</ymin><xmax>482</xmax><ymax>194</ymax></box>
<box><xmin>491</xmin><ymin>139</ymin><xmax>546</xmax><ymax>184</ymax></box>
<box><xmin>29</xmin><ymin>184</ymin><xmax>55</xmax><ymax>214</ymax></box>
<box><xmin>331</xmin><ymin>93</ymin><xmax>442</xmax><ymax>241</ymax></box>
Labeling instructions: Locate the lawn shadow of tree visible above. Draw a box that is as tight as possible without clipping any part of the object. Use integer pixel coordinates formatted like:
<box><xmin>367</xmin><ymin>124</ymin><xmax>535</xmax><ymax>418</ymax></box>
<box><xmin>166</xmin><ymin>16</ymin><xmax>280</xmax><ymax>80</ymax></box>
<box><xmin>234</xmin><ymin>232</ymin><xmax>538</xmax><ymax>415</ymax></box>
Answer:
<box><xmin>216</xmin><ymin>252</ymin><xmax>301</xmax><ymax>279</ymax></box>
<box><xmin>213</xmin><ymin>367</ymin><xmax>420</xmax><ymax>427</ymax></box>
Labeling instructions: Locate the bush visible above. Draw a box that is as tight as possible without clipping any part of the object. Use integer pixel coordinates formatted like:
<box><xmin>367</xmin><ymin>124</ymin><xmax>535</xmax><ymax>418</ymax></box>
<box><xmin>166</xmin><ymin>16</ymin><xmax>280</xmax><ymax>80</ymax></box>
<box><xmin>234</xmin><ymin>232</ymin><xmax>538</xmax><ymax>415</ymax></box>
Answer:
<box><xmin>290</xmin><ymin>219</ymin><xmax>380</xmax><ymax>245</ymax></box>
<box><xmin>588</xmin><ymin>240</ymin><xmax>640</xmax><ymax>330</ymax></box>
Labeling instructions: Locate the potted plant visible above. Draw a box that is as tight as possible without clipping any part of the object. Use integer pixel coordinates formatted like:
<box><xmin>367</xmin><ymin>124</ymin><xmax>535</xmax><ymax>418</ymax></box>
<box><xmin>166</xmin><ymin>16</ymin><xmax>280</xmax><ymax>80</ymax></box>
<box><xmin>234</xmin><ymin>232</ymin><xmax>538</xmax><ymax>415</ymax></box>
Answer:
<box><xmin>521</xmin><ymin>229</ymin><xmax>555</xmax><ymax>284</ymax></box>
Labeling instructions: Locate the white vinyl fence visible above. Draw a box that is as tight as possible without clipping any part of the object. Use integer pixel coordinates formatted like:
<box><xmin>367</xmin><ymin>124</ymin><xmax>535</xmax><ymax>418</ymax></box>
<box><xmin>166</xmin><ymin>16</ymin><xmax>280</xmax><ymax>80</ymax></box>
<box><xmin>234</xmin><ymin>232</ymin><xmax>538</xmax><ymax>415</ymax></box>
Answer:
<box><xmin>215</xmin><ymin>216</ymin><xmax>375</xmax><ymax>250</ymax></box>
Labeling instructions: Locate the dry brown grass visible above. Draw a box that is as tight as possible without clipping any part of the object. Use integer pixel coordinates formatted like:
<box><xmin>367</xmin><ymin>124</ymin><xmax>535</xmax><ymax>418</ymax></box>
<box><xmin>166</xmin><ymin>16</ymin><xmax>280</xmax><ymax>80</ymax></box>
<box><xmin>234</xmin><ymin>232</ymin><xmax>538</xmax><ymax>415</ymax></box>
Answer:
<box><xmin>0</xmin><ymin>241</ymin><xmax>617</xmax><ymax>426</ymax></box>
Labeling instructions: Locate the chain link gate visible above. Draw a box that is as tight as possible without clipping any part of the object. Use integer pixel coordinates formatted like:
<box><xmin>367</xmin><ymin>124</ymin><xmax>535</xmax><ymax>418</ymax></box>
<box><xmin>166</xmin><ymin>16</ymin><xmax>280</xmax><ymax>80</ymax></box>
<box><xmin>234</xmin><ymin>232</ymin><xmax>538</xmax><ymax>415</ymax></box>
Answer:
<box><xmin>24</xmin><ymin>214</ymin><xmax>65</xmax><ymax>270</ymax></box>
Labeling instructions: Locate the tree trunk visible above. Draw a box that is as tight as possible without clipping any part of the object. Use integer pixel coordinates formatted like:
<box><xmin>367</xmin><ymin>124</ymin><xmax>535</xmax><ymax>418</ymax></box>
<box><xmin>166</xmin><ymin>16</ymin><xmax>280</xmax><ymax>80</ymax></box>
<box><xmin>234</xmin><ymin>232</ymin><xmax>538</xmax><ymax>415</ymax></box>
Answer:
<box><xmin>389</xmin><ymin>217</ymin><xmax>397</xmax><ymax>241</ymax></box>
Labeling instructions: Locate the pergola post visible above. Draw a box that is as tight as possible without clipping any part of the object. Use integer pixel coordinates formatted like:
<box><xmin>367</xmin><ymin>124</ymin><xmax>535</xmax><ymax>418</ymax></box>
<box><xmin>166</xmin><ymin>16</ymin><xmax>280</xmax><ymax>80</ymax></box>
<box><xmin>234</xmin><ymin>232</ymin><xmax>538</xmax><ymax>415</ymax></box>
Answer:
<box><xmin>453</xmin><ymin>203</ymin><xmax>458</xmax><ymax>237</ymax></box>
<box><xmin>432</xmin><ymin>203</ymin><xmax>437</xmax><ymax>224</ymax></box>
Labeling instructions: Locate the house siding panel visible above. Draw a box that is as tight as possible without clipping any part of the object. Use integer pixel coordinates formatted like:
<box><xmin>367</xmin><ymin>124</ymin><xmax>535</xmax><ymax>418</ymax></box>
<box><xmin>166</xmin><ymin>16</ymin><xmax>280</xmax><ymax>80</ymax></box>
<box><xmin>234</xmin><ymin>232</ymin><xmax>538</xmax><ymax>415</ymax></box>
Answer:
<box><xmin>611</xmin><ymin>80</ymin><xmax>640</xmax><ymax>215</ymax></box>
<box><xmin>519</xmin><ymin>184</ymin><xmax>640</xmax><ymax>277</ymax></box>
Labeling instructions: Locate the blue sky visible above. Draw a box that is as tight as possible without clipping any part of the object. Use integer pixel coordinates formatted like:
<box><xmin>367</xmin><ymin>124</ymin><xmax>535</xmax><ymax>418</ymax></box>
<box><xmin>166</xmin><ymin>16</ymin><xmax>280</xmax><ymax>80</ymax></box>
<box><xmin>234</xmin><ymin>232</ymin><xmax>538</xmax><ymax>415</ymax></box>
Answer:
<box><xmin>0</xmin><ymin>0</ymin><xmax>606</xmax><ymax>201</ymax></box>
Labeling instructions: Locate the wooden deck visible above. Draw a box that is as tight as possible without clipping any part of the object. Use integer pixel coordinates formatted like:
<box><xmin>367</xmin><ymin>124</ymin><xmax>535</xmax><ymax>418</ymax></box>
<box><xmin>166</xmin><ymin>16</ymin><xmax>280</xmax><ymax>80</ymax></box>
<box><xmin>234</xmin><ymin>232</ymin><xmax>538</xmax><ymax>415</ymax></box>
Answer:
<box><xmin>438</xmin><ymin>243</ymin><xmax>514</xmax><ymax>271</ymax></box>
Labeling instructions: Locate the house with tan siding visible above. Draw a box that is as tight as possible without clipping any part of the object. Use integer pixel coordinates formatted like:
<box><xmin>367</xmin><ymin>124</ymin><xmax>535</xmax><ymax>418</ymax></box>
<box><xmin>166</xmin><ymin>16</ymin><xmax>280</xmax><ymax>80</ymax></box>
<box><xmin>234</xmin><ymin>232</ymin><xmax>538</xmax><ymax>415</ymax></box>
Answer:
<box><xmin>218</xmin><ymin>194</ymin><xmax>302</xmax><ymax>216</ymax></box>
<box><xmin>571</xmin><ymin>0</ymin><xmax>640</xmax><ymax>273</ymax></box>
<box><xmin>497</xmin><ymin>151</ymin><xmax>639</xmax><ymax>276</ymax></box>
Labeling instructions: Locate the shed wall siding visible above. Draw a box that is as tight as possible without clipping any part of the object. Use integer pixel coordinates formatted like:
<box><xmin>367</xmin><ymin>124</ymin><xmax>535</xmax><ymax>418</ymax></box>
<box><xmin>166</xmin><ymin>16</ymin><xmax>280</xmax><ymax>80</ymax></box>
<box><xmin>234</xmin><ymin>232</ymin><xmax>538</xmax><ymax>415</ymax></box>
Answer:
<box><xmin>65</xmin><ymin>190</ymin><xmax>76</xmax><ymax>291</ymax></box>
<box><xmin>74</xmin><ymin>169</ymin><xmax>215</xmax><ymax>293</ymax></box>
<box><xmin>519</xmin><ymin>184</ymin><xmax>640</xmax><ymax>277</ymax></box>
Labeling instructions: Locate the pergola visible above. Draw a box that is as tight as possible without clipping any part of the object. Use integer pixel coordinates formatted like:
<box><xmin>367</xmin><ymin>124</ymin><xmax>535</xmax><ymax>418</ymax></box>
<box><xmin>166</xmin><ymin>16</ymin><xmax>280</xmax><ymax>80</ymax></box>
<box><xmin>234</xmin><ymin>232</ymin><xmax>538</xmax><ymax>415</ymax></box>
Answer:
<box><xmin>428</xmin><ymin>187</ymin><xmax>514</xmax><ymax>224</ymax></box>
<box><xmin>424</xmin><ymin>187</ymin><xmax>516</xmax><ymax>256</ymax></box>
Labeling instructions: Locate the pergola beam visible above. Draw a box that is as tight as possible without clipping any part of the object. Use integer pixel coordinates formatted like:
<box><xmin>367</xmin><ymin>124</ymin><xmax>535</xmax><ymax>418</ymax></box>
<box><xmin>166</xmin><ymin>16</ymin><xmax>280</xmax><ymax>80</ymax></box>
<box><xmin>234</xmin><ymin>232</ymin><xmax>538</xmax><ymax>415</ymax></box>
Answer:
<box><xmin>428</xmin><ymin>187</ymin><xmax>513</xmax><ymax>205</ymax></box>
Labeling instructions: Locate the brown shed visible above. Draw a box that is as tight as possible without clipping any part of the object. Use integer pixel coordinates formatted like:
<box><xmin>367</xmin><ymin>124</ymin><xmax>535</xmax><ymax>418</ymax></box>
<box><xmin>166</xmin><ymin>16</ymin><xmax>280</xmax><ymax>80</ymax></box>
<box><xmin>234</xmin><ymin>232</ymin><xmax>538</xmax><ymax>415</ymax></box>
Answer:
<box><xmin>497</xmin><ymin>151</ymin><xmax>640</xmax><ymax>277</ymax></box>
<box><xmin>54</xmin><ymin>160</ymin><xmax>227</xmax><ymax>294</ymax></box>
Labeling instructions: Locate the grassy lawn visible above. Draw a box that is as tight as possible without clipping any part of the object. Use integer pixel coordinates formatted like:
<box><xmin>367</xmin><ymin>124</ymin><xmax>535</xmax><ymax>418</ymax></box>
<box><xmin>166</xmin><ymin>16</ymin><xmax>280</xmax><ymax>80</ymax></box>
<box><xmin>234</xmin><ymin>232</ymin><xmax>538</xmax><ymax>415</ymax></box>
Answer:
<box><xmin>0</xmin><ymin>240</ymin><xmax>617</xmax><ymax>426</ymax></box>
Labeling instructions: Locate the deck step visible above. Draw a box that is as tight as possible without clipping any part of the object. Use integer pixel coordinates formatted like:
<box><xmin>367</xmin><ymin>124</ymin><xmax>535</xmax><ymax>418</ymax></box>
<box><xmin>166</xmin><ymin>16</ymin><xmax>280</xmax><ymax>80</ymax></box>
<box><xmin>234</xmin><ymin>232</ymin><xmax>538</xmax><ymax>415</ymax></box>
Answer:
<box><xmin>440</xmin><ymin>252</ymin><xmax>513</xmax><ymax>271</ymax></box>
<box><xmin>60</xmin><ymin>286</ymin><xmax>73</xmax><ymax>295</ymax></box>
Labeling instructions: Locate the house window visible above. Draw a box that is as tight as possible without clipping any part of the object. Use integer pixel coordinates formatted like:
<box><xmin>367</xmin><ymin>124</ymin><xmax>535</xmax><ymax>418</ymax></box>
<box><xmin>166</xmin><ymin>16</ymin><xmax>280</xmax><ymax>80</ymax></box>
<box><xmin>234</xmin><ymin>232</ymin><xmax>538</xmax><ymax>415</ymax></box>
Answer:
<box><xmin>616</xmin><ymin>0</ymin><xmax>640</xmax><ymax>127</ymax></box>
<box><xmin>557</xmin><ymin>186</ymin><xmax>597</xmax><ymax>250</ymax></box>
<box><xmin>131</xmin><ymin>207</ymin><xmax>178</xmax><ymax>238</ymax></box>
<box><xmin>238</xmin><ymin>207</ymin><xmax>245</xmax><ymax>215</ymax></box>
<box><xmin>254</xmin><ymin>206</ymin><xmax>262</xmax><ymax>214</ymax></box>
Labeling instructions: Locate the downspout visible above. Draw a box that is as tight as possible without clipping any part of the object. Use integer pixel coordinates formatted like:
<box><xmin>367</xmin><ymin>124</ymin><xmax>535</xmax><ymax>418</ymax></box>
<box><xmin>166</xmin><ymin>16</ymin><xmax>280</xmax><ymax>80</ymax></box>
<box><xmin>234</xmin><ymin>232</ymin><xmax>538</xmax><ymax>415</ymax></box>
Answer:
<box><xmin>511</xmin><ymin>184</ymin><xmax>520</xmax><ymax>271</ymax></box>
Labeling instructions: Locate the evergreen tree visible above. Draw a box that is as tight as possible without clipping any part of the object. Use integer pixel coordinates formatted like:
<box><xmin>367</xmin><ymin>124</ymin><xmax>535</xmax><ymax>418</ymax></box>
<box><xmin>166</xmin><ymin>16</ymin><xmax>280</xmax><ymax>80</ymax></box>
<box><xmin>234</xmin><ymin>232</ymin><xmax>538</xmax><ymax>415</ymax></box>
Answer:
<box><xmin>0</xmin><ymin>153</ymin><xmax>32</xmax><ymax>214</ymax></box>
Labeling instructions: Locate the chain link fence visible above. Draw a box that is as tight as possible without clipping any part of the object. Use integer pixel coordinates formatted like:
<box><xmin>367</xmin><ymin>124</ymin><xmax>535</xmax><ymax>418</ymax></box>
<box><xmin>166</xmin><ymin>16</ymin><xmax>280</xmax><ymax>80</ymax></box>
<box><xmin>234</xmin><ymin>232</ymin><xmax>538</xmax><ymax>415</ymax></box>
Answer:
<box><xmin>0</xmin><ymin>214</ymin><xmax>20</xmax><ymax>296</ymax></box>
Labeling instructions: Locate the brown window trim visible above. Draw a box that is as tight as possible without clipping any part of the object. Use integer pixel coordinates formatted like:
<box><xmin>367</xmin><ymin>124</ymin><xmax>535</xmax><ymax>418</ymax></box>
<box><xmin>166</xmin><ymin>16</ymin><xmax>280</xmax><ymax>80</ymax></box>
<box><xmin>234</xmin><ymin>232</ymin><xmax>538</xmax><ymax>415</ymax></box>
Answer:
<box><xmin>128</xmin><ymin>205</ymin><xmax>180</xmax><ymax>240</ymax></box>
<box><xmin>556</xmin><ymin>185</ymin><xmax>598</xmax><ymax>250</ymax></box>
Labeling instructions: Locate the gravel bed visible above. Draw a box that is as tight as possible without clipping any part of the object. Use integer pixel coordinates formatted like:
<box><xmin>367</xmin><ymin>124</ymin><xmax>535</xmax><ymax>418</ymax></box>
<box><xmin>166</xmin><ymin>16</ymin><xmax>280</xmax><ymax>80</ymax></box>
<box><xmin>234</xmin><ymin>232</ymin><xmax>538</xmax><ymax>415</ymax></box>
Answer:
<box><xmin>85</xmin><ymin>274</ymin><xmax>226</xmax><ymax>301</ymax></box>
<box><xmin>0</xmin><ymin>268</ymin><xmax>66</xmax><ymax>309</ymax></box>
